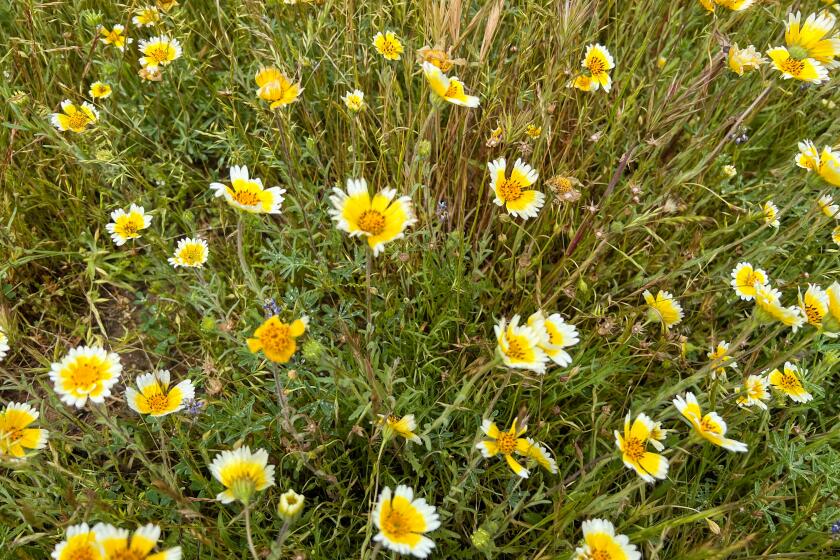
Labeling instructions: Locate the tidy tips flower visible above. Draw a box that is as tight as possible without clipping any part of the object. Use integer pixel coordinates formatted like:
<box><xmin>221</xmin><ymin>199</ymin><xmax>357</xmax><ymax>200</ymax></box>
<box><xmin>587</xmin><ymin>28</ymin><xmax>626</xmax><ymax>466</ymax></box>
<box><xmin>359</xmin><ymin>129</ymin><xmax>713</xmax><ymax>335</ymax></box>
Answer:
<box><xmin>736</xmin><ymin>374</ymin><xmax>771</xmax><ymax>409</ymax></box>
<box><xmin>255</xmin><ymin>66</ymin><xmax>302</xmax><ymax>109</ymax></box>
<box><xmin>125</xmin><ymin>369</ymin><xmax>195</xmax><ymax>417</ymax></box>
<box><xmin>526</xmin><ymin>310</ymin><xmax>579</xmax><ymax>367</ymax></box>
<box><xmin>373</xmin><ymin>31</ymin><xmax>404</xmax><ymax>61</ymax></box>
<box><xmin>372</xmin><ymin>485</ymin><xmax>440</xmax><ymax>558</ymax></box>
<box><xmin>476</xmin><ymin>417</ymin><xmax>557</xmax><ymax>478</ymax></box>
<box><xmin>328</xmin><ymin>178</ymin><xmax>417</xmax><ymax>256</ymax></box>
<box><xmin>754</xmin><ymin>282</ymin><xmax>806</xmax><ymax>331</ymax></box>
<box><xmin>487</xmin><ymin>158</ymin><xmax>545</xmax><ymax>219</ymax></box>
<box><xmin>673</xmin><ymin>392</ymin><xmax>748</xmax><ymax>452</ymax></box>
<box><xmin>52</xmin><ymin>523</ymin><xmax>102</xmax><ymax>560</ymax></box>
<box><xmin>707</xmin><ymin>340</ymin><xmax>737</xmax><ymax>378</ymax></box>
<box><xmin>0</xmin><ymin>402</ymin><xmax>49</xmax><ymax>458</ymax></box>
<box><xmin>49</xmin><ymin>345</ymin><xmax>122</xmax><ymax>408</ymax></box>
<box><xmin>92</xmin><ymin>523</ymin><xmax>181</xmax><ymax>560</ymax></box>
<box><xmin>763</xmin><ymin>200</ymin><xmax>780</xmax><ymax>228</ymax></box>
<box><xmin>767</xmin><ymin>11</ymin><xmax>839</xmax><ymax>83</ymax></box>
<box><xmin>768</xmin><ymin>362</ymin><xmax>813</xmax><ymax>403</ymax></box>
<box><xmin>0</xmin><ymin>326</ymin><xmax>8</xmax><ymax>362</ymax></box>
<box><xmin>494</xmin><ymin>315</ymin><xmax>548</xmax><ymax>373</ymax></box>
<box><xmin>210</xmin><ymin>446</ymin><xmax>276</xmax><ymax>504</ymax></box>
<box><xmin>106</xmin><ymin>204</ymin><xmax>152</xmax><ymax>246</ymax></box>
<box><xmin>89</xmin><ymin>81</ymin><xmax>112</xmax><ymax>99</ymax></box>
<box><xmin>209</xmin><ymin>165</ymin><xmax>285</xmax><ymax>214</ymax></box>
<box><xmin>378</xmin><ymin>413</ymin><xmax>421</xmax><ymax>444</ymax></box>
<box><xmin>342</xmin><ymin>89</ymin><xmax>365</xmax><ymax>112</ymax></box>
<box><xmin>278</xmin><ymin>489</ymin><xmax>305</xmax><ymax>520</ymax></box>
<box><xmin>818</xmin><ymin>194</ymin><xmax>839</xmax><ymax>218</ymax></box>
<box><xmin>728</xmin><ymin>43</ymin><xmax>766</xmax><ymax>75</ymax></box>
<box><xmin>422</xmin><ymin>61</ymin><xmax>480</xmax><ymax>107</ymax></box>
<box><xmin>51</xmin><ymin>100</ymin><xmax>98</xmax><ymax>133</ymax></box>
<box><xmin>571</xmin><ymin>44</ymin><xmax>615</xmax><ymax>92</ymax></box>
<box><xmin>138</xmin><ymin>35</ymin><xmax>182</xmax><ymax>70</ymax></box>
<box><xmin>247</xmin><ymin>315</ymin><xmax>308</xmax><ymax>363</ymax></box>
<box><xmin>643</xmin><ymin>289</ymin><xmax>683</xmax><ymax>330</ymax></box>
<box><xmin>614</xmin><ymin>412</ymin><xmax>669</xmax><ymax>483</ymax></box>
<box><xmin>796</xmin><ymin>140</ymin><xmax>840</xmax><ymax>187</ymax></box>
<box><xmin>799</xmin><ymin>284</ymin><xmax>829</xmax><ymax>328</ymax></box>
<box><xmin>573</xmin><ymin>519</ymin><xmax>641</xmax><ymax>560</ymax></box>
<box><xmin>133</xmin><ymin>6</ymin><xmax>161</xmax><ymax>27</ymax></box>
<box><xmin>168</xmin><ymin>237</ymin><xmax>208</xmax><ymax>268</ymax></box>
<box><xmin>100</xmin><ymin>24</ymin><xmax>132</xmax><ymax>51</ymax></box>
<box><xmin>730</xmin><ymin>262</ymin><xmax>768</xmax><ymax>301</ymax></box>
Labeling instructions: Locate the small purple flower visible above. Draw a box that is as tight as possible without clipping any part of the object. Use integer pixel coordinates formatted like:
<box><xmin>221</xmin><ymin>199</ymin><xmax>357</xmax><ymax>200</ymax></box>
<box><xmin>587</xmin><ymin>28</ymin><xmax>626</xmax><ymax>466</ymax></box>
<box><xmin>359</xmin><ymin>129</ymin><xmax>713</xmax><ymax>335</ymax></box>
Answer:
<box><xmin>436</xmin><ymin>201</ymin><xmax>449</xmax><ymax>223</ymax></box>
<box><xmin>183</xmin><ymin>398</ymin><xmax>206</xmax><ymax>416</ymax></box>
<box><xmin>263</xmin><ymin>298</ymin><xmax>281</xmax><ymax>318</ymax></box>
<box><xmin>831</xmin><ymin>520</ymin><xmax>840</xmax><ymax>535</ymax></box>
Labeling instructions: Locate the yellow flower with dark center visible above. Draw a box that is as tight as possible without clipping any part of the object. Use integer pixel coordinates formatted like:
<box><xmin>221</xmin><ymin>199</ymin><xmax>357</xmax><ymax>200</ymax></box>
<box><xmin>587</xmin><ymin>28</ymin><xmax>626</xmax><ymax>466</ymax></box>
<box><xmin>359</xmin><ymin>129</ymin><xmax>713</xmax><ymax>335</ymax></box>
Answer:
<box><xmin>494</xmin><ymin>315</ymin><xmax>549</xmax><ymax>373</ymax></box>
<box><xmin>377</xmin><ymin>413</ymin><xmax>421</xmax><ymax>444</ymax></box>
<box><xmin>125</xmin><ymin>370</ymin><xmax>195</xmax><ymax>417</ymax></box>
<box><xmin>93</xmin><ymin>523</ymin><xmax>181</xmax><ymax>560</ymax></box>
<box><xmin>673</xmin><ymin>392</ymin><xmax>748</xmax><ymax>452</ymax></box>
<box><xmin>210</xmin><ymin>446</ymin><xmax>276</xmax><ymax>504</ymax></box>
<box><xmin>798</xmin><ymin>284</ymin><xmax>829</xmax><ymax>327</ymax></box>
<box><xmin>255</xmin><ymin>66</ymin><xmax>302</xmax><ymax>109</ymax></box>
<box><xmin>0</xmin><ymin>402</ymin><xmax>48</xmax><ymax>458</ymax></box>
<box><xmin>247</xmin><ymin>315</ymin><xmax>308</xmax><ymax>363</ymax></box>
<box><xmin>767</xmin><ymin>11</ymin><xmax>838</xmax><ymax>83</ymax></box>
<box><xmin>138</xmin><ymin>35</ymin><xmax>182</xmax><ymax>70</ymax></box>
<box><xmin>573</xmin><ymin>519</ymin><xmax>641</xmax><ymax>560</ymax></box>
<box><xmin>106</xmin><ymin>204</ymin><xmax>152</xmax><ymax>246</ymax></box>
<box><xmin>52</xmin><ymin>524</ymin><xmax>103</xmax><ymax>560</ymax></box>
<box><xmin>487</xmin><ymin>158</ymin><xmax>545</xmax><ymax>219</ymax></box>
<box><xmin>51</xmin><ymin>100</ymin><xmax>99</xmax><ymax>132</ymax></box>
<box><xmin>328</xmin><ymin>178</ymin><xmax>416</xmax><ymax>256</ymax></box>
<box><xmin>571</xmin><ymin>44</ymin><xmax>614</xmax><ymax>92</ymax></box>
<box><xmin>210</xmin><ymin>165</ymin><xmax>285</xmax><ymax>214</ymax></box>
<box><xmin>100</xmin><ymin>24</ymin><xmax>132</xmax><ymax>51</ymax></box>
<box><xmin>168</xmin><ymin>237</ymin><xmax>208</xmax><ymax>268</ymax></box>
<box><xmin>89</xmin><ymin>81</ymin><xmax>112</xmax><ymax>99</ymax></box>
<box><xmin>796</xmin><ymin>140</ymin><xmax>840</xmax><ymax>186</ymax></box>
<box><xmin>49</xmin><ymin>345</ymin><xmax>122</xmax><ymax>408</ymax></box>
<box><xmin>768</xmin><ymin>362</ymin><xmax>813</xmax><ymax>403</ymax></box>
<box><xmin>373</xmin><ymin>31</ymin><xmax>404</xmax><ymax>61</ymax></box>
<box><xmin>643</xmin><ymin>289</ymin><xmax>683</xmax><ymax>329</ymax></box>
<box><xmin>422</xmin><ymin>62</ymin><xmax>480</xmax><ymax>107</ymax></box>
<box><xmin>525</xmin><ymin>124</ymin><xmax>542</xmax><ymax>139</ymax></box>
<box><xmin>736</xmin><ymin>374</ymin><xmax>770</xmax><ymax>409</ymax></box>
<box><xmin>373</xmin><ymin>485</ymin><xmax>440</xmax><ymax>558</ymax></box>
<box><xmin>476</xmin><ymin>417</ymin><xmax>557</xmax><ymax>478</ymax></box>
<box><xmin>614</xmin><ymin>413</ymin><xmax>668</xmax><ymax>483</ymax></box>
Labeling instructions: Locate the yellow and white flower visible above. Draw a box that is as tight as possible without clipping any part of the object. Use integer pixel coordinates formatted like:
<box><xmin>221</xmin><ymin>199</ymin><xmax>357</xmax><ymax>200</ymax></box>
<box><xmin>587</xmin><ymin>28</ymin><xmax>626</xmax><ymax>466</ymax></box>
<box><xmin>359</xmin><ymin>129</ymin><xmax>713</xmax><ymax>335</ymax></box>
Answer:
<box><xmin>571</xmin><ymin>44</ymin><xmax>615</xmax><ymax>92</ymax></box>
<box><xmin>0</xmin><ymin>326</ymin><xmax>8</xmax><ymax>362</ymax></box>
<box><xmin>49</xmin><ymin>345</ymin><xmax>122</xmax><ymax>408</ymax></box>
<box><xmin>0</xmin><ymin>402</ymin><xmax>49</xmax><ymax>458</ymax></box>
<box><xmin>673</xmin><ymin>392</ymin><xmax>748</xmax><ymax>452</ymax></box>
<box><xmin>52</xmin><ymin>523</ymin><xmax>103</xmax><ymax>560</ymax></box>
<box><xmin>255</xmin><ymin>66</ymin><xmax>302</xmax><ymax>109</ymax></box>
<box><xmin>167</xmin><ymin>237</ymin><xmax>208</xmax><ymax>268</ymax></box>
<box><xmin>527</xmin><ymin>310</ymin><xmax>579</xmax><ymax>367</ymax></box>
<box><xmin>573</xmin><ymin>518</ymin><xmax>641</xmax><ymax>560</ymax></box>
<box><xmin>767</xmin><ymin>12</ymin><xmax>839</xmax><ymax>83</ymax></box>
<box><xmin>795</xmin><ymin>140</ymin><xmax>840</xmax><ymax>186</ymax></box>
<box><xmin>51</xmin><ymin>100</ymin><xmax>99</xmax><ymax>133</ymax></box>
<box><xmin>476</xmin><ymin>418</ymin><xmax>557</xmax><ymax>478</ymax></box>
<box><xmin>421</xmin><ymin>62</ymin><xmax>480</xmax><ymax>107</ymax></box>
<box><xmin>710</xmin><ymin>0</ymin><xmax>755</xmax><ymax>11</ymax></box>
<box><xmin>342</xmin><ymin>89</ymin><xmax>365</xmax><ymax>112</ymax></box>
<box><xmin>643</xmin><ymin>289</ymin><xmax>683</xmax><ymax>330</ymax></box>
<box><xmin>722</xmin><ymin>164</ymin><xmax>738</xmax><ymax>178</ymax></box>
<box><xmin>92</xmin><ymin>523</ymin><xmax>181</xmax><ymax>560</ymax></box>
<box><xmin>100</xmin><ymin>24</ymin><xmax>132</xmax><ymax>51</ymax></box>
<box><xmin>763</xmin><ymin>200</ymin><xmax>780</xmax><ymax>228</ymax></box>
<box><xmin>728</xmin><ymin>43</ymin><xmax>767</xmax><ymax>75</ymax></box>
<box><xmin>707</xmin><ymin>340</ymin><xmax>737</xmax><ymax>378</ymax></box>
<box><xmin>736</xmin><ymin>374</ymin><xmax>771</xmax><ymax>409</ymax></box>
<box><xmin>210</xmin><ymin>165</ymin><xmax>285</xmax><ymax>214</ymax></box>
<box><xmin>106</xmin><ymin>204</ymin><xmax>152</xmax><ymax>246</ymax></box>
<box><xmin>89</xmin><ymin>81</ymin><xmax>112</xmax><ymax>99</ymax></box>
<box><xmin>834</xmin><ymin>225</ymin><xmax>840</xmax><ymax>247</ymax></box>
<box><xmin>133</xmin><ymin>6</ymin><xmax>161</xmax><ymax>27</ymax></box>
<box><xmin>377</xmin><ymin>414</ymin><xmax>421</xmax><ymax>444</ymax></box>
<box><xmin>754</xmin><ymin>283</ymin><xmax>806</xmax><ymax>331</ymax></box>
<box><xmin>210</xmin><ymin>446</ymin><xmax>276</xmax><ymax>504</ymax></box>
<box><xmin>125</xmin><ymin>370</ymin><xmax>194</xmax><ymax>417</ymax></box>
<box><xmin>372</xmin><ymin>485</ymin><xmax>440</xmax><ymax>558</ymax></box>
<box><xmin>818</xmin><ymin>194</ymin><xmax>840</xmax><ymax>218</ymax></box>
<box><xmin>768</xmin><ymin>362</ymin><xmax>813</xmax><ymax>403</ymax></box>
<box><xmin>494</xmin><ymin>315</ymin><xmax>549</xmax><ymax>374</ymax></box>
<box><xmin>827</xmin><ymin>282</ymin><xmax>840</xmax><ymax>322</ymax></box>
<box><xmin>247</xmin><ymin>315</ymin><xmax>308</xmax><ymax>363</ymax></box>
<box><xmin>648</xmin><ymin>420</ymin><xmax>669</xmax><ymax>451</ymax></box>
<box><xmin>138</xmin><ymin>35</ymin><xmax>182</xmax><ymax>70</ymax></box>
<box><xmin>278</xmin><ymin>489</ymin><xmax>305</xmax><ymax>519</ymax></box>
<box><xmin>373</xmin><ymin>31</ymin><xmax>404</xmax><ymax>61</ymax></box>
<box><xmin>487</xmin><ymin>158</ymin><xmax>545</xmax><ymax>219</ymax></box>
<box><xmin>328</xmin><ymin>178</ymin><xmax>416</xmax><ymax>256</ymax></box>
<box><xmin>614</xmin><ymin>413</ymin><xmax>669</xmax><ymax>483</ymax></box>
<box><xmin>798</xmin><ymin>284</ymin><xmax>829</xmax><ymax>328</ymax></box>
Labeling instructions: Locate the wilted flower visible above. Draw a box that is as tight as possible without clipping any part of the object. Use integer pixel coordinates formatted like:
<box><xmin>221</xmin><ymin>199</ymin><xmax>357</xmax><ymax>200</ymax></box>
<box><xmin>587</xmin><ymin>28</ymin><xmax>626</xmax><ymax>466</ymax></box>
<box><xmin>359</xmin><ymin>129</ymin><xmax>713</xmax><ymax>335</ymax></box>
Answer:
<box><xmin>255</xmin><ymin>66</ymin><xmax>302</xmax><ymax>109</ymax></box>
<box><xmin>728</xmin><ymin>43</ymin><xmax>766</xmax><ymax>75</ymax></box>
<box><xmin>416</xmin><ymin>45</ymin><xmax>464</xmax><ymax>72</ymax></box>
<box><xmin>486</xmin><ymin>126</ymin><xmax>503</xmax><ymax>147</ymax></box>
<box><xmin>722</xmin><ymin>164</ymin><xmax>737</xmax><ymax>178</ymax></box>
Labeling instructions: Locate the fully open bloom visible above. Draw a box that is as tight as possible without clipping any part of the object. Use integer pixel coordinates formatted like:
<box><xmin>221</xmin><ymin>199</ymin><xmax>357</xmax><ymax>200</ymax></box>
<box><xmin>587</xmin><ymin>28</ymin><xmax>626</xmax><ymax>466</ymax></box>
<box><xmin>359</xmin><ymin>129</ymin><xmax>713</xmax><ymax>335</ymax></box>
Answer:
<box><xmin>51</xmin><ymin>100</ymin><xmax>98</xmax><ymax>132</ymax></box>
<box><xmin>421</xmin><ymin>62</ymin><xmax>480</xmax><ymax>107</ymax></box>
<box><xmin>754</xmin><ymin>283</ymin><xmax>806</xmax><ymax>330</ymax></box>
<box><xmin>342</xmin><ymin>89</ymin><xmax>365</xmax><ymax>112</ymax></box>
<box><xmin>767</xmin><ymin>12</ymin><xmax>838</xmax><ymax>83</ymax></box>
<box><xmin>731</xmin><ymin>262</ymin><xmax>768</xmax><ymax>300</ymax></box>
<box><xmin>210</xmin><ymin>446</ymin><xmax>276</xmax><ymax>504</ymax></box>
<box><xmin>167</xmin><ymin>237</ymin><xmax>208</xmax><ymax>268</ymax></box>
<box><xmin>768</xmin><ymin>362</ymin><xmax>813</xmax><ymax>402</ymax></box>
<box><xmin>106</xmin><ymin>204</ymin><xmax>152</xmax><ymax>246</ymax></box>
<box><xmin>573</xmin><ymin>519</ymin><xmax>641</xmax><ymax>560</ymax></box>
<box><xmin>818</xmin><ymin>194</ymin><xmax>839</xmax><ymax>218</ymax></box>
<box><xmin>133</xmin><ymin>6</ymin><xmax>161</xmax><ymax>27</ymax></box>
<box><xmin>494</xmin><ymin>315</ymin><xmax>548</xmax><ymax>373</ymax></box>
<box><xmin>373</xmin><ymin>31</ymin><xmax>404</xmax><ymax>60</ymax></box>
<box><xmin>52</xmin><ymin>524</ymin><xmax>102</xmax><ymax>560</ymax></box>
<box><xmin>614</xmin><ymin>413</ymin><xmax>669</xmax><ymax>483</ymax></box>
<box><xmin>89</xmin><ymin>81</ymin><xmax>112</xmax><ymax>99</ymax></box>
<box><xmin>328</xmin><ymin>178</ymin><xmax>416</xmax><ymax>256</ymax></box>
<box><xmin>763</xmin><ymin>200</ymin><xmax>780</xmax><ymax>228</ymax></box>
<box><xmin>527</xmin><ymin>310</ymin><xmax>579</xmax><ymax>367</ymax></box>
<box><xmin>736</xmin><ymin>374</ymin><xmax>771</xmax><ymax>409</ymax></box>
<box><xmin>278</xmin><ymin>489</ymin><xmax>305</xmax><ymax>519</ymax></box>
<box><xmin>100</xmin><ymin>24</ymin><xmax>132</xmax><ymax>51</ymax></box>
<box><xmin>476</xmin><ymin>418</ymin><xmax>557</xmax><ymax>478</ymax></box>
<box><xmin>799</xmin><ymin>284</ymin><xmax>829</xmax><ymax>328</ymax></box>
<box><xmin>209</xmin><ymin>165</ymin><xmax>284</xmax><ymax>214</ymax></box>
<box><xmin>728</xmin><ymin>43</ymin><xmax>766</xmax><ymax>75</ymax></box>
<box><xmin>796</xmin><ymin>140</ymin><xmax>840</xmax><ymax>186</ymax></box>
<box><xmin>0</xmin><ymin>326</ymin><xmax>8</xmax><ymax>362</ymax></box>
<box><xmin>92</xmin><ymin>523</ymin><xmax>181</xmax><ymax>560</ymax></box>
<box><xmin>125</xmin><ymin>370</ymin><xmax>194</xmax><ymax>417</ymax></box>
<box><xmin>0</xmin><ymin>402</ymin><xmax>49</xmax><ymax>458</ymax></box>
<box><xmin>707</xmin><ymin>340</ymin><xmax>737</xmax><ymax>378</ymax></box>
<box><xmin>373</xmin><ymin>485</ymin><xmax>440</xmax><ymax>558</ymax></box>
<box><xmin>487</xmin><ymin>158</ymin><xmax>544</xmax><ymax>219</ymax></box>
<box><xmin>255</xmin><ymin>66</ymin><xmax>302</xmax><ymax>109</ymax></box>
<box><xmin>571</xmin><ymin>44</ymin><xmax>615</xmax><ymax>92</ymax></box>
<box><xmin>138</xmin><ymin>36</ymin><xmax>182</xmax><ymax>70</ymax></box>
<box><xmin>50</xmin><ymin>345</ymin><xmax>122</xmax><ymax>408</ymax></box>
<box><xmin>247</xmin><ymin>315</ymin><xmax>308</xmax><ymax>363</ymax></box>
<box><xmin>643</xmin><ymin>289</ymin><xmax>683</xmax><ymax>329</ymax></box>
<box><xmin>673</xmin><ymin>392</ymin><xmax>748</xmax><ymax>452</ymax></box>
<box><xmin>378</xmin><ymin>414</ymin><xmax>421</xmax><ymax>444</ymax></box>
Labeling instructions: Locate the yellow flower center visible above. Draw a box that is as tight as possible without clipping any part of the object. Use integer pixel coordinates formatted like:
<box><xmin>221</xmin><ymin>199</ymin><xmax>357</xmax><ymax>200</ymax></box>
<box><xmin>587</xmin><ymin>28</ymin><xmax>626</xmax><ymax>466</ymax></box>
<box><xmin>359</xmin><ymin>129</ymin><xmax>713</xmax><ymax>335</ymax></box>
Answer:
<box><xmin>623</xmin><ymin>436</ymin><xmax>645</xmax><ymax>462</ymax></box>
<box><xmin>68</xmin><ymin>111</ymin><xmax>92</xmax><ymax>130</ymax></box>
<box><xmin>498</xmin><ymin>178</ymin><xmax>523</xmax><ymax>202</ymax></box>
<box><xmin>65</xmin><ymin>545</ymin><xmax>97</xmax><ymax>560</ymax></box>
<box><xmin>69</xmin><ymin>358</ymin><xmax>106</xmax><ymax>389</ymax></box>
<box><xmin>779</xmin><ymin>57</ymin><xmax>805</xmax><ymax>76</ymax></box>
<box><xmin>358</xmin><ymin>210</ymin><xmax>386</xmax><ymax>235</ymax></box>
<box><xmin>803</xmin><ymin>304</ymin><xmax>821</xmax><ymax>325</ymax></box>
<box><xmin>148</xmin><ymin>44</ymin><xmax>171</xmax><ymax>64</ymax></box>
<box><xmin>232</xmin><ymin>189</ymin><xmax>261</xmax><ymax>207</ymax></box>
<box><xmin>382</xmin><ymin>507</ymin><xmax>412</xmax><ymax>539</ymax></box>
<box><xmin>590</xmin><ymin>549</ymin><xmax>613</xmax><ymax>560</ymax></box>
<box><xmin>111</xmin><ymin>549</ymin><xmax>144</xmax><ymax>560</ymax></box>
<box><xmin>259</xmin><ymin>322</ymin><xmax>293</xmax><ymax>356</ymax></box>
<box><xmin>115</xmin><ymin>215</ymin><xmax>143</xmax><ymax>238</ymax></box>
<box><xmin>444</xmin><ymin>82</ymin><xmax>460</xmax><ymax>99</ymax></box>
<box><xmin>504</xmin><ymin>337</ymin><xmax>527</xmax><ymax>360</ymax></box>
<box><xmin>179</xmin><ymin>244</ymin><xmax>204</xmax><ymax>265</ymax></box>
<box><xmin>381</xmin><ymin>40</ymin><xmax>399</xmax><ymax>57</ymax></box>
<box><xmin>147</xmin><ymin>393</ymin><xmax>170</xmax><ymax>414</ymax></box>
<box><xmin>699</xmin><ymin>417</ymin><xmax>721</xmax><ymax>435</ymax></box>
<box><xmin>496</xmin><ymin>432</ymin><xmax>517</xmax><ymax>454</ymax></box>
<box><xmin>778</xmin><ymin>372</ymin><xmax>800</xmax><ymax>391</ymax></box>
<box><xmin>588</xmin><ymin>57</ymin><xmax>606</xmax><ymax>75</ymax></box>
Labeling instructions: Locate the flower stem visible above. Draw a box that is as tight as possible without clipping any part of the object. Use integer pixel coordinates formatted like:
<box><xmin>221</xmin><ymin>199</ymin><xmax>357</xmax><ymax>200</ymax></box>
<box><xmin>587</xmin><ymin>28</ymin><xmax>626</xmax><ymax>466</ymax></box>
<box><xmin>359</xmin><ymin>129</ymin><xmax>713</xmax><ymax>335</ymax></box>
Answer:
<box><xmin>244</xmin><ymin>503</ymin><xmax>260</xmax><ymax>560</ymax></box>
